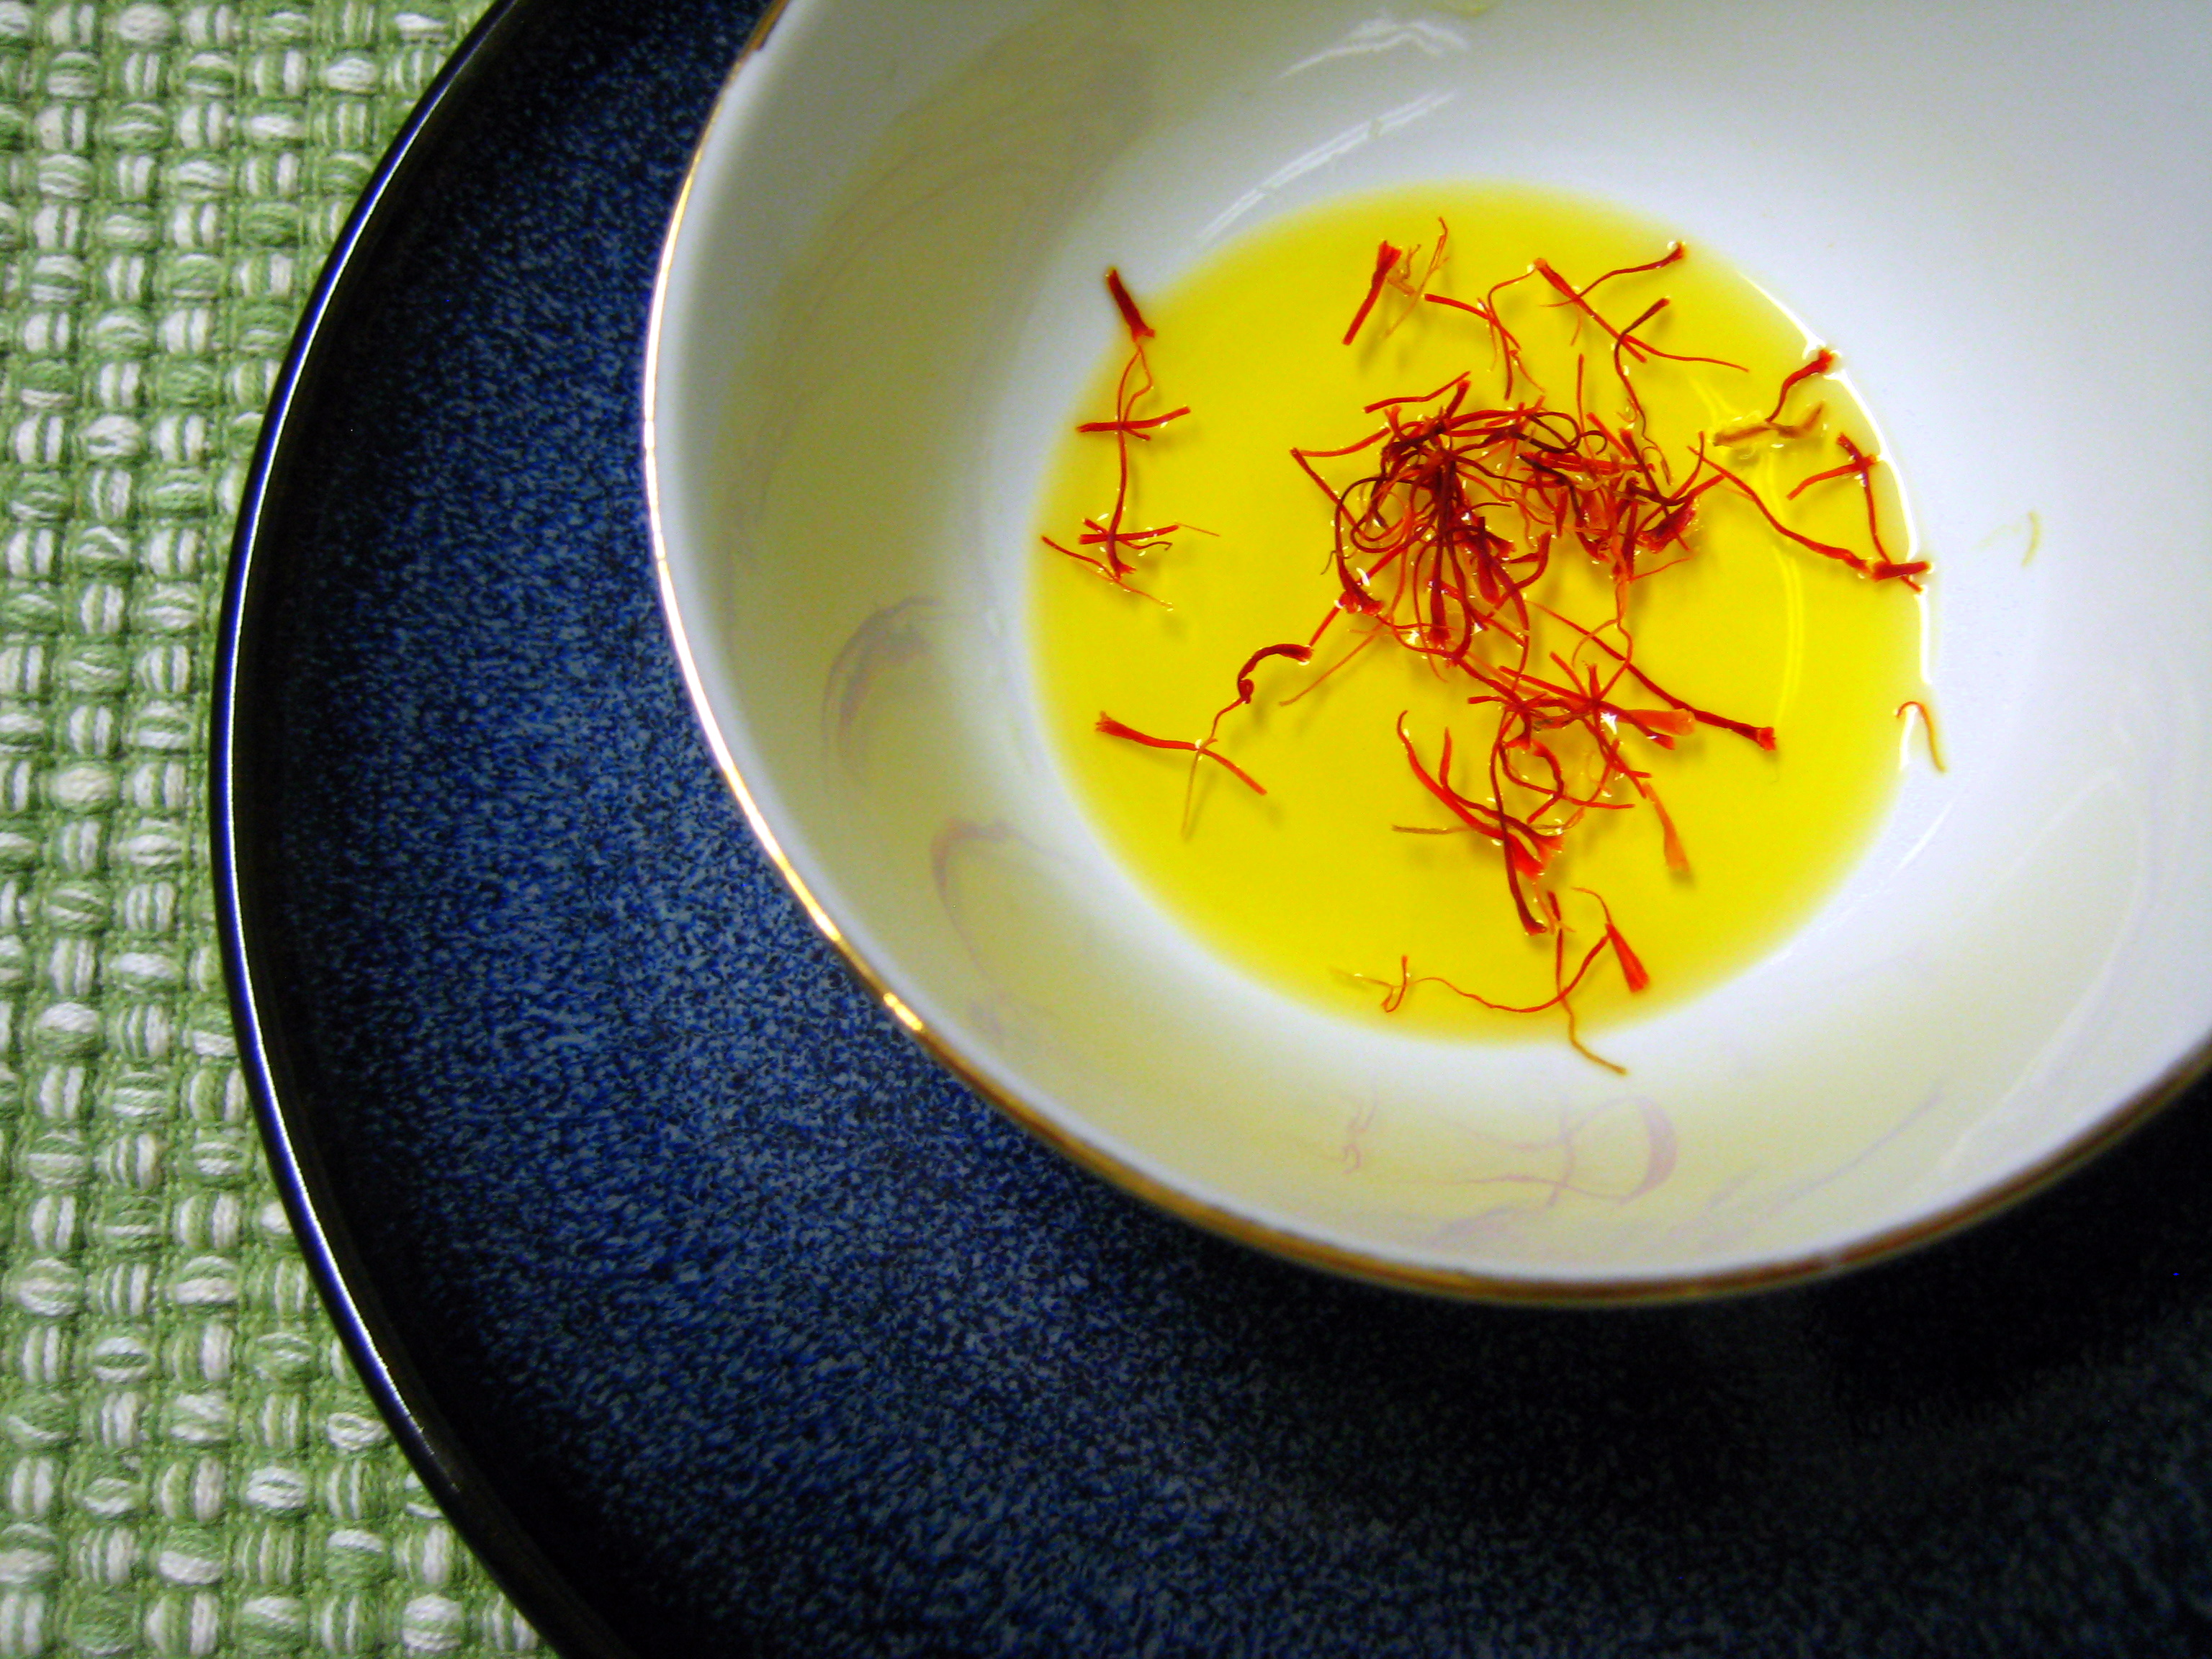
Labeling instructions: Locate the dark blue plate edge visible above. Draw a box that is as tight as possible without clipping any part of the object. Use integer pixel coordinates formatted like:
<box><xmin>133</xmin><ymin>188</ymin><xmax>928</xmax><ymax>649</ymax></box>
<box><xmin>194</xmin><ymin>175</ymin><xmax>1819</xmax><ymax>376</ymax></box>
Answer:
<box><xmin>211</xmin><ymin>4</ymin><xmax>642</xmax><ymax>1654</ymax></box>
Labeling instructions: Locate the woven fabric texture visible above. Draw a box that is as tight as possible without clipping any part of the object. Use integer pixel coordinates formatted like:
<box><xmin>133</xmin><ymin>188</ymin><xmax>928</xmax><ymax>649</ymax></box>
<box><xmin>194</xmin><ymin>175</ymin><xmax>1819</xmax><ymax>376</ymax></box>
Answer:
<box><xmin>0</xmin><ymin>3</ymin><xmax>541</xmax><ymax>1654</ymax></box>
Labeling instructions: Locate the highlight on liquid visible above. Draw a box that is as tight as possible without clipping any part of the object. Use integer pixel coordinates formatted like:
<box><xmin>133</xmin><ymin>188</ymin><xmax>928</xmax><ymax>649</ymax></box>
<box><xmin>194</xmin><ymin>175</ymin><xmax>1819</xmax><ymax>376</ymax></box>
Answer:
<box><xmin>1030</xmin><ymin>185</ymin><xmax>1930</xmax><ymax>1056</ymax></box>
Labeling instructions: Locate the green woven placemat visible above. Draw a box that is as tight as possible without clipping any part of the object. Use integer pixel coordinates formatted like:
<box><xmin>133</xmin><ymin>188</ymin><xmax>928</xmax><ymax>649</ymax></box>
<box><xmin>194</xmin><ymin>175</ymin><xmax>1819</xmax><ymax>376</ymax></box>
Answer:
<box><xmin>0</xmin><ymin>4</ymin><xmax>543</xmax><ymax>1653</ymax></box>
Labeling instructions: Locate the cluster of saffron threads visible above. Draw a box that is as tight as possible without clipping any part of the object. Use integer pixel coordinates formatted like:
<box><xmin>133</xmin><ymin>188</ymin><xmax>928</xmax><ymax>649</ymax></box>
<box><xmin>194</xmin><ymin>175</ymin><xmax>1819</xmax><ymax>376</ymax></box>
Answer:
<box><xmin>1040</xmin><ymin>269</ymin><xmax>1197</xmax><ymax>605</ymax></box>
<box><xmin>1047</xmin><ymin>271</ymin><xmax>1294</xmax><ymax>812</ymax></box>
<box><xmin>1067</xmin><ymin>230</ymin><xmax>1927</xmax><ymax>1069</ymax></box>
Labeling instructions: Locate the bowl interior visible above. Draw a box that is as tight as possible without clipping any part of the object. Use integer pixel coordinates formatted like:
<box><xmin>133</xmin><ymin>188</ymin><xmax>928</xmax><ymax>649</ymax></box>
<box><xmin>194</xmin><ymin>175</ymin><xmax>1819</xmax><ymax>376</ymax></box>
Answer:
<box><xmin>649</xmin><ymin>0</ymin><xmax>2212</xmax><ymax>1294</ymax></box>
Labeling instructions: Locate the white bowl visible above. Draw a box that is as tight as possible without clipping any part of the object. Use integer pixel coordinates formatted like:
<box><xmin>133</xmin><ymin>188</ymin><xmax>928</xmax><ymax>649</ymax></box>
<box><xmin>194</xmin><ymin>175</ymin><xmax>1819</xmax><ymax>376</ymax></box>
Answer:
<box><xmin>645</xmin><ymin>0</ymin><xmax>2212</xmax><ymax>1299</ymax></box>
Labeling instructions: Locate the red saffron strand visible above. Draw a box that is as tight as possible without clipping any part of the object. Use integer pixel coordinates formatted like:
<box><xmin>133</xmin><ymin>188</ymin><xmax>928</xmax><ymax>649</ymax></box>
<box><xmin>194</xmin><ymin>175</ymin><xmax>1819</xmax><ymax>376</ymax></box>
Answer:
<box><xmin>1606</xmin><ymin>925</ymin><xmax>1650</xmax><ymax>993</ymax></box>
<box><xmin>1205</xmin><ymin>642</ymin><xmax>1315</xmax><ymax>747</ymax></box>
<box><xmin>1896</xmin><ymin>698</ymin><xmax>1947</xmax><ymax>771</ymax></box>
<box><xmin>1378</xmin><ymin>223</ymin><xmax>1450</xmax><ymax>337</ymax></box>
<box><xmin>1105</xmin><ymin>267</ymin><xmax>1154</xmax><ymax>341</ymax></box>
<box><xmin>1532</xmin><ymin>604</ymin><xmax>1776</xmax><ymax>751</ymax></box>
<box><xmin>1574</xmin><ymin>888</ymin><xmax>1650</xmax><ymax>994</ymax></box>
<box><xmin>1229</xmin><ymin>642</ymin><xmax>1313</xmax><ymax>707</ymax></box>
<box><xmin>1368</xmin><ymin>930</ymin><xmax>1627</xmax><ymax>1073</ymax></box>
<box><xmin>1703</xmin><ymin>457</ymin><xmax>1882</xmax><ymax>577</ymax></box>
<box><xmin>1769</xmin><ymin>346</ymin><xmax>1836</xmax><ymax>423</ymax></box>
<box><xmin>1076</xmin><ymin>406</ymin><xmax>1191</xmax><ymax>435</ymax></box>
<box><xmin>1395</xmin><ymin>714</ymin><xmax>1550</xmax><ymax>936</ymax></box>
<box><xmin>1094</xmin><ymin>714</ymin><xmax>1267</xmax><ymax>795</ymax></box>
<box><xmin>1042</xmin><ymin>536</ymin><xmax>1169</xmax><ymax>606</ymax></box>
<box><xmin>1342</xmin><ymin>240</ymin><xmax>1404</xmax><ymax>346</ymax></box>
<box><xmin>1611</xmin><ymin>296</ymin><xmax>1748</xmax><ymax>373</ymax></box>
<box><xmin>1572</xmin><ymin>240</ymin><xmax>1689</xmax><ymax>297</ymax></box>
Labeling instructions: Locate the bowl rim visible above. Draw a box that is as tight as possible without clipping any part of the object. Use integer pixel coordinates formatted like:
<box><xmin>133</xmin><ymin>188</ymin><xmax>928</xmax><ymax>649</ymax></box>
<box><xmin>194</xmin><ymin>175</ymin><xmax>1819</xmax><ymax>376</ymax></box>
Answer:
<box><xmin>639</xmin><ymin>0</ymin><xmax>2212</xmax><ymax>1305</ymax></box>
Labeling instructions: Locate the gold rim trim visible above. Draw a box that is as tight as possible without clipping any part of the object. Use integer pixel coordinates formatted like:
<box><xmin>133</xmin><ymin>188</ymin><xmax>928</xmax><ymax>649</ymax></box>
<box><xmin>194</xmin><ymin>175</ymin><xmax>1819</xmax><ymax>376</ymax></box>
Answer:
<box><xmin>639</xmin><ymin>8</ymin><xmax>2212</xmax><ymax>1308</ymax></box>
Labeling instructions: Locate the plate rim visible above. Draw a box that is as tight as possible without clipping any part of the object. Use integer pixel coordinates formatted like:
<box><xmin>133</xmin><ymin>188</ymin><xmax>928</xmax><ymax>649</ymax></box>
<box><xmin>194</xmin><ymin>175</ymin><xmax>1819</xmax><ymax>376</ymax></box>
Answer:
<box><xmin>202</xmin><ymin>1</ymin><xmax>773</xmax><ymax>1652</ymax></box>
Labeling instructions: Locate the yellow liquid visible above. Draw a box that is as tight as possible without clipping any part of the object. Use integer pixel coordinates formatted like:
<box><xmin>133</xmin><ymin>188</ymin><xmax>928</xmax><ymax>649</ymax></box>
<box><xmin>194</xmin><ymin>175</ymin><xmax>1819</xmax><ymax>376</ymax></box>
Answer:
<box><xmin>1031</xmin><ymin>186</ymin><xmax>1927</xmax><ymax>1040</ymax></box>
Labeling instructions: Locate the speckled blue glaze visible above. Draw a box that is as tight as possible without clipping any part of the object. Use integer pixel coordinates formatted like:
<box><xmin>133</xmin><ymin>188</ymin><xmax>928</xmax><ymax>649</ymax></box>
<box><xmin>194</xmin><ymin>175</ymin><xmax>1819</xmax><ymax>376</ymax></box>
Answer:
<box><xmin>219</xmin><ymin>1</ymin><xmax>2212</xmax><ymax>1654</ymax></box>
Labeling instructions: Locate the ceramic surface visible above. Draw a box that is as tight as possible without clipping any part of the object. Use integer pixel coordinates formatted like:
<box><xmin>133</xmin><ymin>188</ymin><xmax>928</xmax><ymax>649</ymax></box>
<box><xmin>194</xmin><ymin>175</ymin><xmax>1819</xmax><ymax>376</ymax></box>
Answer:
<box><xmin>650</xmin><ymin>0</ymin><xmax>2212</xmax><ymax>1292</ymax></box>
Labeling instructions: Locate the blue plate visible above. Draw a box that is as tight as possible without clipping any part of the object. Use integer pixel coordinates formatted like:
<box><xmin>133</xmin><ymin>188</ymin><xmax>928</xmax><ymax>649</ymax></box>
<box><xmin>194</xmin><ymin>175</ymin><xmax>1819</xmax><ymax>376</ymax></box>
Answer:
<box><xmin>213</xmin><ymin>1</ymin><xmax>2212</xmax><ymax>1653</ymax></box>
